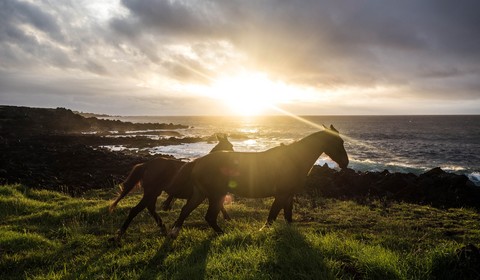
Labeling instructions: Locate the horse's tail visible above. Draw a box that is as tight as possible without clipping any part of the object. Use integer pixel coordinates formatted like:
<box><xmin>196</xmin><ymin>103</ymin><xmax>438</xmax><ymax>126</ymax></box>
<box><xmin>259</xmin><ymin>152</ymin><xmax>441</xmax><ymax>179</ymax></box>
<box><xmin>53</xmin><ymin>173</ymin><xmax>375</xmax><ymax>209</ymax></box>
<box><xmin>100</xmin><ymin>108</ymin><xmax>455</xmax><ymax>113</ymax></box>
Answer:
<box><xmin>109</xmin><ymin>163</ymin><xmax>146</xmax><ymax>213</ymax></box>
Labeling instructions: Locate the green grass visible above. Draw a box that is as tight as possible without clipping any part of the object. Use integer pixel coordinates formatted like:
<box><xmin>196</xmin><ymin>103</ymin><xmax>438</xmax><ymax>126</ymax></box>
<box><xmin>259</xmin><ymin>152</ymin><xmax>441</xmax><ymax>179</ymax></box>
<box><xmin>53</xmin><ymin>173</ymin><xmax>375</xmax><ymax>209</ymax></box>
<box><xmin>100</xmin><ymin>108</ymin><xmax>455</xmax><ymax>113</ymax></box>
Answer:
<box><xmin>1</xmin><ymin>184</ymin><xmax>479</xmax><ymax>279</ymax></box>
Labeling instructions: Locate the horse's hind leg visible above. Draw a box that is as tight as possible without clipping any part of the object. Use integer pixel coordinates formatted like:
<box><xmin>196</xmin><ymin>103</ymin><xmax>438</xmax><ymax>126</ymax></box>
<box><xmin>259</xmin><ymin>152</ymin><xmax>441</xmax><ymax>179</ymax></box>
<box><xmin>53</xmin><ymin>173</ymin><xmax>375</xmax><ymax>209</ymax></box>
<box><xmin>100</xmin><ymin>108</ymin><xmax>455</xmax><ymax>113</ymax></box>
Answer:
<box><xmin>146</xmin><ymin>198</ymin><xmax>167</xmax><ymax>235</ymax></box>
<box><xmin>169</xmin><ymin>188</ymin><xmax>205</xmax><ymax>239</ymax></box>
<box><xmin>161</xmin><ymin>195</ymin><xmax>176</xmax><ymax>211</ymax></box>
<box><xmin>205</xmin><ymin>196</ymin><xmax>225</xmax><ymax>234</ymax></box>
<box><xmin>116</xmin><ymin>196</ymin><xmax>149</xmax><ymax>240</ymax></box>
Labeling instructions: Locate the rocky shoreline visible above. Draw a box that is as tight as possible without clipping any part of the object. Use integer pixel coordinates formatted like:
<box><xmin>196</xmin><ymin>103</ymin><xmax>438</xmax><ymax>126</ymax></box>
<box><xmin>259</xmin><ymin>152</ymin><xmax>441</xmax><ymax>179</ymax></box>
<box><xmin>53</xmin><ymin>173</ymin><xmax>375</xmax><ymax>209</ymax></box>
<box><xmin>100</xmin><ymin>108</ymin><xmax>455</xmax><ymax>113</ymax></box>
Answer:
<box><xmin>0</xmin><ymin>106</ymin><xmax>195</xmax><ymax>195</ymax></box>
<box><xmin>0</xmin><ymin>105</ymin><xmax>188</xmax><ymax>135</ymax></box>
<box><xmin>306</xmin><ymin>165</ymin><xmax>480</xmax><ymax>209</ymax></box>
<box><xmin>1</xmin><ymin>105</ymin><xmax>479</xmax><ymax>209</ymax></box>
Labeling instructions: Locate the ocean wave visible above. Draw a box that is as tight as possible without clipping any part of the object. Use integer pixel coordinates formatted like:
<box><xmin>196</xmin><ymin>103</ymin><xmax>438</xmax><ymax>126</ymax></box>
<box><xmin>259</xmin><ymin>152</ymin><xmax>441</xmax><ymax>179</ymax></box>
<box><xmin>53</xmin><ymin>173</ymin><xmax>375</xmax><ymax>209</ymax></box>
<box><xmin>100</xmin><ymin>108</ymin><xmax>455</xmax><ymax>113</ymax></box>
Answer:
<box><xmin>346</xmin><ymin>158</ymin><xmax>425</xmax><ymax>174</ymax></box>
<box><xmin>439</xmin><ymin>165</ymin><xmax>467</xmax><ymax>172</ymax></box>
<box><xmin>468</xmin><ymin>172</ymin><xmax>480</xmax><ymax>186</ymax></box>
<box><xmin>99</xmin><ymin>145</ymin><xmax>131</xmax><ymax>152</ymax></box>
<box><xmin>149</xmin><ymin>142</ymin><xmax>221</xmax><ymax>160</ymax></box>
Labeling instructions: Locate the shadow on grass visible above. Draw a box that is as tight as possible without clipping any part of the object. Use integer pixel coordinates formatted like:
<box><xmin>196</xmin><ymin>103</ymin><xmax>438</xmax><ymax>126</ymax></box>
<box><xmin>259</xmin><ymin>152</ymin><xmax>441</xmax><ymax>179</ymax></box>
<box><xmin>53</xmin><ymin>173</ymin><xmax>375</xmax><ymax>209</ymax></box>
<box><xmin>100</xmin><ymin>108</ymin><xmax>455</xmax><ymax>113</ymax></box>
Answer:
<box><xmin>171</xmin><ymin>238</ymin><xmax>212</xmax><ymax>280</ymax></box>
<box><xmin>430</xmin><ymin>244</ymin><xmax>480</xmax><ymax>280</ymax></box>
<box><xmin>139</xmin><ymin>237</ymin><xmax>212</xmax><ymax>280</ymax></box>
<box><xmin>261</xmin><ymin>225</ymin><xmax>334</xmax><ymax>279</ymax></box>
<box><xmin>137</xmin><ymin>237</ymin><xmax>174</xmax><ymax>279</ymax></box>
<box><xmin>63</xmin><ymin>247</ymin><xmax>111</xmax><ymax>278</ymax></box>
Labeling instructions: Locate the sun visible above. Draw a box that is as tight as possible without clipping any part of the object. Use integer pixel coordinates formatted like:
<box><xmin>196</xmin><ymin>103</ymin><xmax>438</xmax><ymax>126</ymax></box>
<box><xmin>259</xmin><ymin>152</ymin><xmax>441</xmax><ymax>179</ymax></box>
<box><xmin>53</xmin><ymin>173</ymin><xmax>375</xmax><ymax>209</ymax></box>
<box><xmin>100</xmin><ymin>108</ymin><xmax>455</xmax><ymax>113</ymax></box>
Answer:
<box><xmin>209</xmin><ymin>72</ymin><xmax>291</xmax><ymax>116</ymax></box>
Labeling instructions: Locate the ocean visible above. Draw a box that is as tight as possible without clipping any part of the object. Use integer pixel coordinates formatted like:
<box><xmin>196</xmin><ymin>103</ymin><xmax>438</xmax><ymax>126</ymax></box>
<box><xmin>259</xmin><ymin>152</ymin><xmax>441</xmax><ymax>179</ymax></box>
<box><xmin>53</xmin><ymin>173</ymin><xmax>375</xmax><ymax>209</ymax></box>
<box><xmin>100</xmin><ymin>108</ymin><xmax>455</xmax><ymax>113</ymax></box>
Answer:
<box><xmin>102</xmin><ymin>115</ymin><xmax>480</xmax><ymax>185</ymax></box>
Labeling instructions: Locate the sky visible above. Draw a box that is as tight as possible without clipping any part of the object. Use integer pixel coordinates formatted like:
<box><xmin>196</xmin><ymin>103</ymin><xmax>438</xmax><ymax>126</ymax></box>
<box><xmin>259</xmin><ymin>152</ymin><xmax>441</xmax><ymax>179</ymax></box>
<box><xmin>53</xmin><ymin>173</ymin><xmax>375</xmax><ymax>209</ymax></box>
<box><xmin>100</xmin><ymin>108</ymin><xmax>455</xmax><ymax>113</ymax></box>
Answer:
<box><xmin>0</xmin><ymin>0</ymin><xmax>479</xmax><ymax>116</ymax></box>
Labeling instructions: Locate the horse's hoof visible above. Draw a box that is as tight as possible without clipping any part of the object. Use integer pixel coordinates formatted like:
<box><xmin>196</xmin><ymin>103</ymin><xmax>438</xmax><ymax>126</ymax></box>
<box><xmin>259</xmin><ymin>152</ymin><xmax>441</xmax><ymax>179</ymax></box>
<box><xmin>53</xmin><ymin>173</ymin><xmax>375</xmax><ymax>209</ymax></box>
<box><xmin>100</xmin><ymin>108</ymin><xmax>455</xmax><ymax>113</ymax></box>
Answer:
<box><xmin>159</xmin><ymin>225</ymin><xmax>167</xmax><ymax>236</ymax></box>
<box><xmin>108</xmin><ymin>235</ymin><xmax>122</xmax><ymax>247</ymax></box>
<box><xmin>259</xmin><ymin>224</ymin><xmax>271</xmax><ymax>231</ymax></box>
<box><xmin>168</xmin><ymin>227</ymin><xmax>181</xmax><ymax>239</ymax></box>
<box><xmin>161</xmin><ymin>202</ymin><xmax>172</xmax><ymax>211</ymax></box>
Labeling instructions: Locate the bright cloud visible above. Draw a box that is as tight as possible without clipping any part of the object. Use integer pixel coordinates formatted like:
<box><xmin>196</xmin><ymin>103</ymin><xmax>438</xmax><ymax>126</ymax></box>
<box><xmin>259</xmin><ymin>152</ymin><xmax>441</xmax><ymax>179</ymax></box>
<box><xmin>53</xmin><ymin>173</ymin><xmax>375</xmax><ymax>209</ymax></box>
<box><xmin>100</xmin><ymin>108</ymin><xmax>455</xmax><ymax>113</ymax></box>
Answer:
<box><xmin>0</xmin><ymin>0</ymin><xmax>479</xmax><ymax>115</ymax></box>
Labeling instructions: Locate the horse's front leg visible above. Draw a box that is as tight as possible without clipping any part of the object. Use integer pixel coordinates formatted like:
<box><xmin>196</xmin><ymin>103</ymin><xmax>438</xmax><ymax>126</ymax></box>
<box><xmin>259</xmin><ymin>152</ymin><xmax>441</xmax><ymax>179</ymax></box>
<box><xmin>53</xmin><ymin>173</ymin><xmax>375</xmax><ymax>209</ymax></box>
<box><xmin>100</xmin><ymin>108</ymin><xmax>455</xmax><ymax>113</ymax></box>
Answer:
<box><xmin>146</xmin><ymin>197</ymin><xmax>167</xmax><ymax>235</ymax></box>
<box><xmin>220</xmin><ymin>195</ymin><xmax>231</xmax><ymax>221</ymax></box>
<box><xmin>205</xmin><ymin>195</ymin><xmax>226</xmax><ymax>234</ymax></box>
<box><xmin>220</xmin><ymin>206</ymin><xmax>231</xmax><ymax>221</ymax></box>
<box><xmin>283</xmin><ymin>195</ymin><xmax>294</xmax><ymax>223</ymax></box>
<box><xmin>261</xmin><ymin>195</ymin><xmax>290</xmax><ymax>230</ymax></box>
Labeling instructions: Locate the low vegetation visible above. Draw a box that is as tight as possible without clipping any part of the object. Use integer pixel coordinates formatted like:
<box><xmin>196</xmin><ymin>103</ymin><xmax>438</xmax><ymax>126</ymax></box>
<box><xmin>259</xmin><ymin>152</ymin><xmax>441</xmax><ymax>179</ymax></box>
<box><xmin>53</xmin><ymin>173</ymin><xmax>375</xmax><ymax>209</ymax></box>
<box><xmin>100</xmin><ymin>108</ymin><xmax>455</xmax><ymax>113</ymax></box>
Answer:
<box><xmin>1</xmin><ymin>184</ymin><xmax>479</xmax><ymax>279</ymax></box>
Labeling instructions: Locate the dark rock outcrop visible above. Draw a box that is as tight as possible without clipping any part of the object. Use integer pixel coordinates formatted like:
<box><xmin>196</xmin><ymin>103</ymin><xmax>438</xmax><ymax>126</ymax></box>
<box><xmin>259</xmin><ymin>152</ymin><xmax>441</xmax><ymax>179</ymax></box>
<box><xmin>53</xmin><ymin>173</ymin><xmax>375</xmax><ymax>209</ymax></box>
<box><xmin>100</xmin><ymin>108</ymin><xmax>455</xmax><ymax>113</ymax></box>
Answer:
<box><xmin>0</xmin><ymin>135</ymin><xmax>156</xmax><ymax>196</ymax></box>
<box><xmin>306</xmin><ymin>165</ymin><xmax>480</xmax><ymax>209</ymax></box>
<box><xmin>0</xmin><ymin>105</ymin><xmax>191</xmax><ymax>195</ymax></box>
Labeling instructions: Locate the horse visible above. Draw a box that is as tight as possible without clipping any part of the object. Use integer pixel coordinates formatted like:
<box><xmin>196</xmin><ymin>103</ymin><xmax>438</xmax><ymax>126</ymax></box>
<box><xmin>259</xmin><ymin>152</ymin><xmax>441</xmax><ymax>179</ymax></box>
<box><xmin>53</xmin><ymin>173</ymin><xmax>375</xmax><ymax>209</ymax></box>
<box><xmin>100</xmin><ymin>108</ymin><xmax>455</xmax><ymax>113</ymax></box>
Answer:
<box><xmin>109</xmin><ymin>134</ymin><xmax>234</xmax><ymax>241</ymax></box>
<box><xmin>168</xmin><ymin>125</ymin><xmax>349</xmax><ymax>238</ymax></box>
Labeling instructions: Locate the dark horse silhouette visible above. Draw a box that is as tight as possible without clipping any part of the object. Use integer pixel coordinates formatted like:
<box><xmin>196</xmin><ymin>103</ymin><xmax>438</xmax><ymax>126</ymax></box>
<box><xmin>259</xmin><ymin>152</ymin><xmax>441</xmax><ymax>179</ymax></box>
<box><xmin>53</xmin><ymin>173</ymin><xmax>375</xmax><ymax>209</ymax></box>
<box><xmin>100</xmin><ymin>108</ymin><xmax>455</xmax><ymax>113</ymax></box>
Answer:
<box><xmin>168</xmin><ymin>125</ymin><xmax>349</xmax><ymax>238</ymax></box>
<box><xmin>109</xmin><ymin>135</ymin><xmax>234</xmax><ymax>241</ymax></box>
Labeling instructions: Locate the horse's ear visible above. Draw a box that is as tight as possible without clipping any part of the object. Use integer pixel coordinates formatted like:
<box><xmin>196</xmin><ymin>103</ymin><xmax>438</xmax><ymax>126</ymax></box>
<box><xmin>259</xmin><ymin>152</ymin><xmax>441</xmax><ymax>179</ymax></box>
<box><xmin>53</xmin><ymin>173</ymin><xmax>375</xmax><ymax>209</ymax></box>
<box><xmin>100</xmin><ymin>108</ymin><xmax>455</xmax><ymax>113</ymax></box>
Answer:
<box><xmin>330</xmin><ymin>125</ymin><xmax>339</xmax><ymax>133</ymax></box>
<box><xmin>322</xmin><ymin>124</ymin><xmax>328</xmax><ymax>130</ymax></box>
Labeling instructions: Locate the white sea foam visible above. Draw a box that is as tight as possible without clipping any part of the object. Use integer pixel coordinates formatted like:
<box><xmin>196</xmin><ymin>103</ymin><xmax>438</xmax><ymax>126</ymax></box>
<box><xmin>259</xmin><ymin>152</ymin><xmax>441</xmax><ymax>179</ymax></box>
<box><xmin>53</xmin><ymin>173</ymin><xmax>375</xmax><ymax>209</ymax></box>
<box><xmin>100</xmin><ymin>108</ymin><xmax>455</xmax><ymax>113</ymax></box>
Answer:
<box><xmin>149</xmin><ymin>142</ymin><xmax>221</xmax><ymax>160</ymax></box>
<box><xmin>468</xmin><ymin>172</ymin><xmax>480</xmax><ymax>186</ymax></box>
<box><xmin>440</xmin><ymin>165</ymin><xmax>467</xmax><ymax>172</ymax></box>
<box><xmin>99</xmin><ymin>145</ymin><xmax>127</xmax><ymax>152</ymax></box>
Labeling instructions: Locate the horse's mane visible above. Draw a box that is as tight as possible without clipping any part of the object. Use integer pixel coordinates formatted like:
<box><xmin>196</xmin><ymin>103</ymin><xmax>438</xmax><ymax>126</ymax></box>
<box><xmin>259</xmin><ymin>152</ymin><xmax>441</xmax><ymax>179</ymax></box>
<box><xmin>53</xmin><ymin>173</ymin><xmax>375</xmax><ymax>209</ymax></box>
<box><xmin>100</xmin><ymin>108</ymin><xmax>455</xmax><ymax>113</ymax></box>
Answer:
<box><xmin>265</xmin><ymin>130</ymin><xmax>327</xmax><ymax>153</ymax></box>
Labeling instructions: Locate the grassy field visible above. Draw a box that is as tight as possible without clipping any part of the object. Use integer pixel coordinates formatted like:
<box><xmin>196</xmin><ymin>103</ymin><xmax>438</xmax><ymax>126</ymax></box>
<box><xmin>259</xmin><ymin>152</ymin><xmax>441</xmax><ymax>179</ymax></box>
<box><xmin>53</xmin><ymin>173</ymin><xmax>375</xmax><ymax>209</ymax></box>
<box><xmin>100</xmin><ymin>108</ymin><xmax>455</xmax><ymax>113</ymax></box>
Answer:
<box><xmin>1</xmin><ymin>184</ymin><xmax>479</xmax><ymax>279</ymax></box>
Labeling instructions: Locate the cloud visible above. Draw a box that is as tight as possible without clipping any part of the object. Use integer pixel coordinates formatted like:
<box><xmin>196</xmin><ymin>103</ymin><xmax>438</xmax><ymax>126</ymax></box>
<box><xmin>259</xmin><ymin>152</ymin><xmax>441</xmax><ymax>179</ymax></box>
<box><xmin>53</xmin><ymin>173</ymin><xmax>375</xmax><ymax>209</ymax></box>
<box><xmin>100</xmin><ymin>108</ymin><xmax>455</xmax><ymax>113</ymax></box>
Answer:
<box><xmin>107</xmin><ymin>0</ymin><xmax>480</xmax><ymax>100</ymax></box>
<box><xmin>0</xmin><ymin>0</ymin><xmax>479</xmax><ymax>115</ymax></box>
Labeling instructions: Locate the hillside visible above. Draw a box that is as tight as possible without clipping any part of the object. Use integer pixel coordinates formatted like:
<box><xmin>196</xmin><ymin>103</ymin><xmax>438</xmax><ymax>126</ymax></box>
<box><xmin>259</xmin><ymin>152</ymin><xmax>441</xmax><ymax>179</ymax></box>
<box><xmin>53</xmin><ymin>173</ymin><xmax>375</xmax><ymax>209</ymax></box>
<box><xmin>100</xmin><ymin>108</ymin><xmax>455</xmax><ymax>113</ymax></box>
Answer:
<box><xmin>1</xmin><ymin>184</ymin><xmax>479</xmax><ymax>279</ymax></box>
<box><xmin>0</xmin><ymin>105</ymin><xmax>187</xmax><ymax>136</ymax></box>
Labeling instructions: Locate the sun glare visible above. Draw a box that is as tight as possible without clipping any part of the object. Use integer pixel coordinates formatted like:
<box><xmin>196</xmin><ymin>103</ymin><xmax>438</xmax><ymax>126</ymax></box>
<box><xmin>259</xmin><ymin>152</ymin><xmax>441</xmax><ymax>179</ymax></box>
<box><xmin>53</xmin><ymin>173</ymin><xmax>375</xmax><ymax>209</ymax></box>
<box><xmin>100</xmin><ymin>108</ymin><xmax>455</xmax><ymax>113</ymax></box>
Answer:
<box><xmin>209</xmin><ymin>72</ymin><xmax>292</xmax><ymax>116</ymax></box>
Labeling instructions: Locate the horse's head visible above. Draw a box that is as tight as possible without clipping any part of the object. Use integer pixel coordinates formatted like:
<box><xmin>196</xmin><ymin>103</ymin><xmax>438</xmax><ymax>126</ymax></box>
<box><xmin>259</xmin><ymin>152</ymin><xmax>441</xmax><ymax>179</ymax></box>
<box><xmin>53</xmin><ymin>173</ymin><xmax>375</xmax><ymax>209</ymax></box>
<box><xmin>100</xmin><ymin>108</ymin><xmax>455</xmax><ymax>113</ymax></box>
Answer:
<box><xmin>322</xmin><ymin>125</ymin><xmax>349</xmax><ymax>169</ymax></box>
<box><xmin>210</xmin><ymin>134</ymin><xmax>234</xmax><ymax>153</ymax></box>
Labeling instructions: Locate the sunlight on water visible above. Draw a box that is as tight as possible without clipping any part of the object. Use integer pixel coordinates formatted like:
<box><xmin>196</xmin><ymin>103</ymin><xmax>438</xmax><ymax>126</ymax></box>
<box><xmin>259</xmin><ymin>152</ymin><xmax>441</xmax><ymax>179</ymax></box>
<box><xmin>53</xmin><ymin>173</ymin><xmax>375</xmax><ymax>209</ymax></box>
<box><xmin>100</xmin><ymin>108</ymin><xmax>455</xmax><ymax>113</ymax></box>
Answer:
<box><xmin>243</xmin><ymin>139</ymin><xmax>257</xmax><ymax>146</ymax></box>
<box><xmin>270</xmin><ymin>105</ymin><xmax>407</xmax><ymax>165</ymax></box>
<box><xmin>239</xmin><ymin>128</ymin><xmax>259</xmax><ymax>134</ymax></box>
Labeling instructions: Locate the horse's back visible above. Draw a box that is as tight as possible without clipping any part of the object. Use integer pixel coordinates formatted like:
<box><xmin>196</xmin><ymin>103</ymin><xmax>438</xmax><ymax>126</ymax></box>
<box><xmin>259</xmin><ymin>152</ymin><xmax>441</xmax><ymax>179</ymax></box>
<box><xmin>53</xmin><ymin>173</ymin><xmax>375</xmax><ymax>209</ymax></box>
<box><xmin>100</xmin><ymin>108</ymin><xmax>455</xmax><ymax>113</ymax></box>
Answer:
<box><xmin>192</xmin><ymin>151</ymin><xmax>301</xmax><ymax>198</ymax></box>
<box><xmin>165</xmin><ymin>161</ymin><xmax>196</xmax><ymax>198</ymax></box>
<box><xmin>143</xmin><ymin>157</ymin><xmax>185</xmax><ymax>186</ymax></box>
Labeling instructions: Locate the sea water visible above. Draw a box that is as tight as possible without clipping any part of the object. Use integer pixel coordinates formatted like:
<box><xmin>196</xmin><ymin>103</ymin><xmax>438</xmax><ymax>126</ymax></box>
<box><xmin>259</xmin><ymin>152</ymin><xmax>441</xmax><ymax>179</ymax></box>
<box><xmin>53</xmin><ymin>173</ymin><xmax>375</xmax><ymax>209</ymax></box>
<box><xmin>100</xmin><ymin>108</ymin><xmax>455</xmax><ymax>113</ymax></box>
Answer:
<box><xmin>102</xmin><ymin>115</ymin><xmax>480</xmax><ymax>185</ymax></box>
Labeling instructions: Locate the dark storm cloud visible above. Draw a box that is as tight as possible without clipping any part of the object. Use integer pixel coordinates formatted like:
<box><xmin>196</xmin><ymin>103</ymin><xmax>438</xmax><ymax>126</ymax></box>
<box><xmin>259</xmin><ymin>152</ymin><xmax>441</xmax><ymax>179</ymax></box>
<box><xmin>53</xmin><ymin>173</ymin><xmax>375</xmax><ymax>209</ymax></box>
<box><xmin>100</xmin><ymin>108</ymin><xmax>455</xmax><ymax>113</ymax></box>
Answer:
<box><xmin>116</xmin><ymin>0</ymin><xmax>221</xmax><ymax>37</ymax></box>
<box><xmin>0</xmin><ymin>0</ymin><xmax>117</xmax><ymax>75</ymax></box>
<box><xmin>0</xmin><ymin>0</ymin><xmax>64</xmax><ymax>42</ymax></box>
<box><xmin>0</xmin><ymin>0</ymin><xmax>70</xmax><ymax>69</ymax></box>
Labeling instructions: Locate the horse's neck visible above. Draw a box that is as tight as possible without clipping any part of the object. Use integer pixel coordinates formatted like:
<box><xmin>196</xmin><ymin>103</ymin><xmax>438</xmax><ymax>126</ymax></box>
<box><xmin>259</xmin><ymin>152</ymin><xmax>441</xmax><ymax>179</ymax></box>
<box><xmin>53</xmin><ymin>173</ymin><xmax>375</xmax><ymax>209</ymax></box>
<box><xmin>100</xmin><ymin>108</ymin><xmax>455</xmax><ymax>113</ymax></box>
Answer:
<box><xmin>210</xmin><ymin>145</ymin><xmax>223</xmax><ymax>153</ymax></box>
<box><xmin>289</xmin><ymin>132</ymin><xmax>326</xmax><ymax>169</ymax></box>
